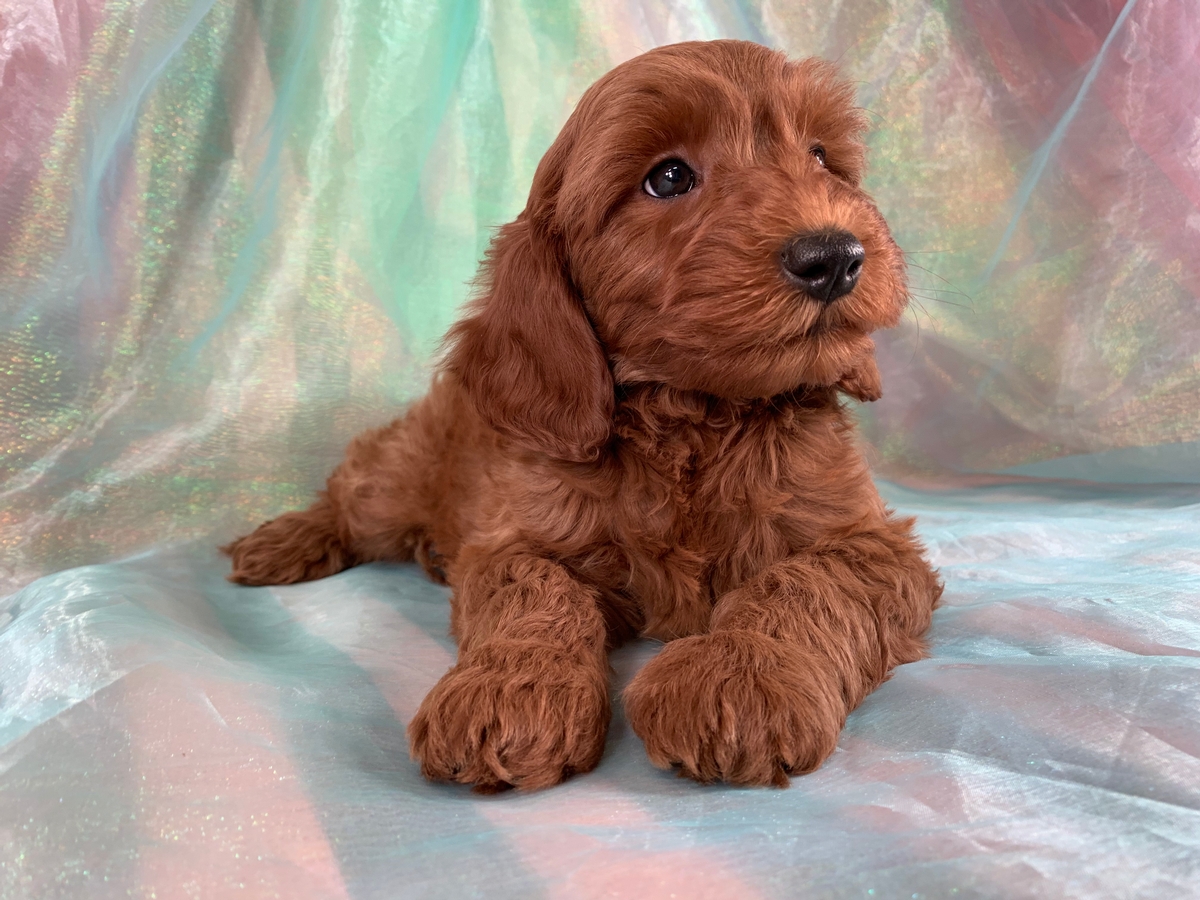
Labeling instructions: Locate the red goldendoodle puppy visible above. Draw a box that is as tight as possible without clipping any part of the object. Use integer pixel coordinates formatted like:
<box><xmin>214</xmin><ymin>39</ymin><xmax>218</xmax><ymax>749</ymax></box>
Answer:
<box><xmin>226</xmin><ymin>40</ymin><xmax>942</xmax><ymax>791</ymax></box>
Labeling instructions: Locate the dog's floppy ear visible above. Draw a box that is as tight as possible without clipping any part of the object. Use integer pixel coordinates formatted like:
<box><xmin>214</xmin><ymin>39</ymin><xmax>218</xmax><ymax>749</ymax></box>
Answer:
<box><xmin>443</xmin><ymin>211</ymin><xmax>613</xmax><ymax>463</ymax></box>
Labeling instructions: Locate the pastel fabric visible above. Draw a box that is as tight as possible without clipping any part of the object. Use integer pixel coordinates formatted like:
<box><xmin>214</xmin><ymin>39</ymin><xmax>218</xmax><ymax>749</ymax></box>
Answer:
<box><xmin>2</xmin><ymin>1</ymin><xmax>1198</xmax><ymax>897</ymax></box>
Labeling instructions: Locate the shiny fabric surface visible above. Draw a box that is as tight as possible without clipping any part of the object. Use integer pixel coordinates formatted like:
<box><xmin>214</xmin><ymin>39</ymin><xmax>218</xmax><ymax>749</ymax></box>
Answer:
<box><xmin>3</xmin><ymin>0</ymin><xmax>1199</xmax><ymax>896</ymax></box>
<box><xmin>3</xmin><ymin>483</ymin><xmax>1200</xmax><ymax>897</ymax></box>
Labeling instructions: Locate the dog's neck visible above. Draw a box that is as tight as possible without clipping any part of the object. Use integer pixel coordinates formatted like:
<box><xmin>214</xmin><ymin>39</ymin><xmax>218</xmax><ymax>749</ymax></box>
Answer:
<box><xmin>611</xmin><ymin>383</ymin><xmax>838</xmax><ymax>442</ymax></box>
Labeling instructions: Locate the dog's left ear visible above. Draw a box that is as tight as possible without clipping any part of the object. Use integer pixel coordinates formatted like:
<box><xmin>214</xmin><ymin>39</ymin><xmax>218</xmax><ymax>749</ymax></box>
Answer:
<box><xmin>442</xmin><ymin>203</ymin><xmax>613</xmax><ymax>463</ymax></box>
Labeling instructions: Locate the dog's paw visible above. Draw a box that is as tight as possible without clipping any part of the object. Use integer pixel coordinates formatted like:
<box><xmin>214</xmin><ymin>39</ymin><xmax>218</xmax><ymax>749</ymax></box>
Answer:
<box><xmin>623</xmin><ymin>631</ymin><xmax>844</xmax><ymax>786</ymax></box>
<box><xmin>408</xmin><ymin>641</ymin><xmax>609</xmax><ymax>792</ymax></box>
<box><xmin>222</xmin><ymin>509</ymin><xmax>348</xmax><ymax>585</ymax></box>
<box><xmin>835</xmin><ymin>353</ymin><xmax>882</xmax><ymax>402</ymax></box>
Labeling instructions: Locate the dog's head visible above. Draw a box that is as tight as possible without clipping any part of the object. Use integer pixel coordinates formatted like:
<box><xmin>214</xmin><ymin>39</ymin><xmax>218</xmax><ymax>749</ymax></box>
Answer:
<box><xmin>446</xmin><ymin>40</ymin><xmax>907</xmax><ymax>462</ymax></box>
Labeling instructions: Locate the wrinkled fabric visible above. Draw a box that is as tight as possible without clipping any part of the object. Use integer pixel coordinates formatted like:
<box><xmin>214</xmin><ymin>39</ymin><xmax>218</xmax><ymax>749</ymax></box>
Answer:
<box><xmin>3</xmin><ymin>1</ymin><xmax>1200</xmax><ymax>897</ymax></box>
<box><xmin>3</xmin><ymin>483</ymin><xmax>1199</xmax><ymax>898</ymax></box>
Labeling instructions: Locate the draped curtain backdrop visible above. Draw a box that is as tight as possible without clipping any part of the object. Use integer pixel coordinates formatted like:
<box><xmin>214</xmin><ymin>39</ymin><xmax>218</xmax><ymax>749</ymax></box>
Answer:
<box><xmin>3</xmin><ymin>4</ymin><xmax>1200</xmax><ymax>898</ymax></box>
<box><xmin>2</xmin><ymin>0</ymin><xmax>1198</xmax><ymax>592</ymax></box>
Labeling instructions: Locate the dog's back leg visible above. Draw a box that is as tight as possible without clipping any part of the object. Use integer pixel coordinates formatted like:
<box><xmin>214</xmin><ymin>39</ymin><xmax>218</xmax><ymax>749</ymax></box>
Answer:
<box><xmin>223</xmin><ymin>494</ymin><xmax>350</xmax><ymax>585</ymax></box>
<box><xmin>225</xmin><ymin>385</ymin><xmax>461</xmax><ymax>586</ymax></box>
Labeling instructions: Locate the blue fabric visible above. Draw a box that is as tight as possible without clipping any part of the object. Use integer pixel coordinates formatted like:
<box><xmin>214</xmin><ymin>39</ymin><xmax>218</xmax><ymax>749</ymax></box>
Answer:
<box><xmin>4</xmin><ymin>482</ymin><xmax>1198</xmax><ymax>897</ymax></box>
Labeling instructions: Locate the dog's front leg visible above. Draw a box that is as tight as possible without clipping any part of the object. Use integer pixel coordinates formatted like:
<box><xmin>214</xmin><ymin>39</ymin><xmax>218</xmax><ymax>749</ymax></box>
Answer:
<box><xmin>408</xmin><ymin>550</ymin><xmax>611</xmax><ymax>791</ymax></box>
<box><xmin>624</xmin><ymin>522</ymin><xmax>941</xmax><ymax>786</ymax></box>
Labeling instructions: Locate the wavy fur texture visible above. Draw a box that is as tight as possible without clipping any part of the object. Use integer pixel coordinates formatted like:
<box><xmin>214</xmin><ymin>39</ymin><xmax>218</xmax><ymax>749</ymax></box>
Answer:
<box><xmin>225</xmin><ymin>40</ymin><xmax>942</xmax><ymax>791</ymax></box>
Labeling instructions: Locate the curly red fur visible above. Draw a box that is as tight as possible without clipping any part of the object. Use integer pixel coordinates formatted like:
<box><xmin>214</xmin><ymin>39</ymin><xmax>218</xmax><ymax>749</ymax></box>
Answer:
<box><xmin>224</xmin><ymin>40</ymin><xmax>942</xmax><ymax>791</ymax></box>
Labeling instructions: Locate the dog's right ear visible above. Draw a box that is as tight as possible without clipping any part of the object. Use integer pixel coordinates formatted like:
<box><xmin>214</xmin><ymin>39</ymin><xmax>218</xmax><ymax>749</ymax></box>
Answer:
<box><xmin>443</xmin><ymin>216</ymin><xmax>614</xmax><ymax>463</ymax></box>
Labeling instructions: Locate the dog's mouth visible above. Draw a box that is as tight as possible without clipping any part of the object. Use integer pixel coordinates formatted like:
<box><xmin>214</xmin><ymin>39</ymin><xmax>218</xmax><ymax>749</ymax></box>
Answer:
<box><xmin>784</xmin><ymin>296</ymin><xmax>860</xmax><ymax>342</ymax></box>
<box><xmin>803</xmin><ymin>313</ymin><xmax>846</xmax><ymax>338</ymax></box>
<box><xmin>780</xmin><ymin>319</ymin><xmax>858</xmax><ymax>352</ymax></box>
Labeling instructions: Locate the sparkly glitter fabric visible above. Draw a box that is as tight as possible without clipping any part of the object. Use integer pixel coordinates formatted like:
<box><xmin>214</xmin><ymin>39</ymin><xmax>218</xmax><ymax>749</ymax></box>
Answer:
<box><xmin>4</xmin><ymin>484</ymin><xmax>1200</xmax><ymax>896</ymax></box>
<box><xmin>2</xmin><ymin>1</ymin><xmax>1199</xmax><ymax>897</ymax></box>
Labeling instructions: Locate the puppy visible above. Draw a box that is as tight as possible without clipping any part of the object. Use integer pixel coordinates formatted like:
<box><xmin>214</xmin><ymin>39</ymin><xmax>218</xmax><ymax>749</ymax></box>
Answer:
<box><xmin>225</xmin><ymin>40</ymin><xmax>942</xmax><ymax>790</ymax></box>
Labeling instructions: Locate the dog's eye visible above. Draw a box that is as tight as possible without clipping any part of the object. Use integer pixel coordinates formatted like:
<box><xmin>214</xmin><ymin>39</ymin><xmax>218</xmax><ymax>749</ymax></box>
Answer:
<box><xmin>643</xmin><ymin>159</ymin><xmax>695</xmax><ymax>198</ymax></box>
<box><xmin>810</xmin><ymin>145</ymin><xmax>827</xmax><ymax>168</ymax></box>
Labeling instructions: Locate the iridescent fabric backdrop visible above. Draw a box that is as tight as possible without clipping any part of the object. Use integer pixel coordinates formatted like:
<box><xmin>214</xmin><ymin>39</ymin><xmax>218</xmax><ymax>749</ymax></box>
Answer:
<box><xmin>3</xmin><ymin>0</ymin><xmax>1197</xmax><ymax>591</ymax></box>
<box><xmin>2</xmin><ymin>2</ymin><xmax>1199</xmax><ymax>897</ymax></box>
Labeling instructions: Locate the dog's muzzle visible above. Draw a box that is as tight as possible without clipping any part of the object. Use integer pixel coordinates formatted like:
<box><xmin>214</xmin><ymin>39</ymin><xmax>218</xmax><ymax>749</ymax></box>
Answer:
<box><xmin>780</xmin><ymin>230</ymin><xmax>865</xmax><ymax>303</ymax></box>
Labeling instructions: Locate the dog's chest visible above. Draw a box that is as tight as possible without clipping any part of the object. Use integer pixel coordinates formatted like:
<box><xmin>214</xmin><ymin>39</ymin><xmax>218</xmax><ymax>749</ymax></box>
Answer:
<box><xmin>608</xmin><ymin>413</ymin><xmax>806</xmax><ymax>640</ymax></box>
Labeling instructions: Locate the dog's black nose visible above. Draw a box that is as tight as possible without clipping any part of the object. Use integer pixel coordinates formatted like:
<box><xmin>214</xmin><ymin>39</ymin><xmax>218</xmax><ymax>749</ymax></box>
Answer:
<box><xmin>780</xmin><ymin>230</ymin><xmax>865</xmax><ymax>303</ymax></box>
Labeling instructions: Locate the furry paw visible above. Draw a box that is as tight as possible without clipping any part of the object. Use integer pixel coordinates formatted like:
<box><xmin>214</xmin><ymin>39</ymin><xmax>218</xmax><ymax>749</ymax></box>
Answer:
<box><xmin>408</xmin><ymin>641</ymin><xmax>609</xmax><ymax>791</ymax></box>
<box><xmin>223</xmin><ymin>507</ymin><xmax>349</xmax><ymax>585</ymax></box>
<box><xmin>623</xmin><ymin>631</ymin><xmax>844</xmax><ymax>786</ymax></box>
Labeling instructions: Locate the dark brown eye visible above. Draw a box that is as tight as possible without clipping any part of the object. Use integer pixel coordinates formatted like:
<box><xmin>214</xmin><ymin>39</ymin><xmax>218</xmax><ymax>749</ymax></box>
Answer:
<box><xmin>643</xmin><ymin>159</ymin><xmax>695</xmax><ymax>198</ymax></box>
<box><xmin>810</xmin><ymin>145</ymin><xmax>827</xmax><ymax>167</ymax></box>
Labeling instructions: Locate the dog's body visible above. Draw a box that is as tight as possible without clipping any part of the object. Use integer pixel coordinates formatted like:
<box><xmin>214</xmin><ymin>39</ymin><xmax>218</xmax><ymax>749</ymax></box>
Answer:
<box><xmin>227</xmin><ymin>40</ymin><xmax>942</xmax><ymax>790</ymax></box>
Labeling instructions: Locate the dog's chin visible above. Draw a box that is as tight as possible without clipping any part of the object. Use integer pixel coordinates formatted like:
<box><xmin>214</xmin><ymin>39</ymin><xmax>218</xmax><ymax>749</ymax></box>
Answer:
<box><xmin>610</xmin><ymin>329</ymin><xmax>874</xmax><ymax>401</ymax></box>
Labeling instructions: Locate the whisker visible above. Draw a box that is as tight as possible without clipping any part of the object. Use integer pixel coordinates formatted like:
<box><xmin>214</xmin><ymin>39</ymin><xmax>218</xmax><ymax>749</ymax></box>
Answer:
<box><xmin>906</xmin><ymin>262</ymin><xmax>972</xmax><ymax>298</ymax></box>
<box><xmin>907</xmin><ymin>303</ymin><xmax>923</xmax><ymax>345</ymax></box>
<box><xmin>909</xmin><ymin>289</ymin><xmax>971</xmax><ymax>311</ymax></box>
<box><xmin>908</xmin><ymin>286</ymin><xmax>970</xmax><ymax>295</ymax></box>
